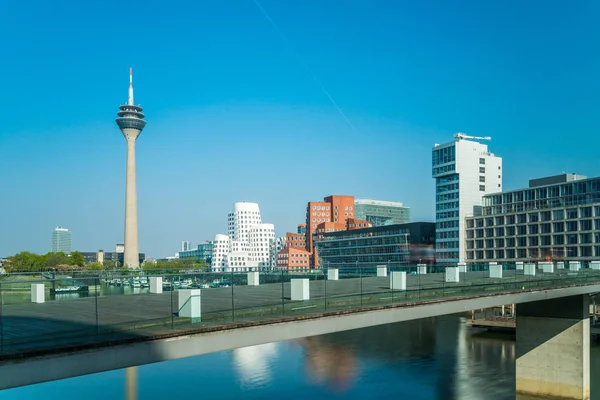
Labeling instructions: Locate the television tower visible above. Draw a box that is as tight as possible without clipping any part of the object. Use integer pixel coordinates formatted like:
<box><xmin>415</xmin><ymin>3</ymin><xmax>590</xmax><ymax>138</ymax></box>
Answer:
<box><xmin>115</xmin><ymin>68</ymin><xmax>146</xmax><ymax>268</ymax></box>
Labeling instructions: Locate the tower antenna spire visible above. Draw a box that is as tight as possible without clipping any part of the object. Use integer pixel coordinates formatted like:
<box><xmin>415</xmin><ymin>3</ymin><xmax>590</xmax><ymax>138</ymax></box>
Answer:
<box><xmin>128</xmin><ymin>67</ymin><xmax>134</xmax><ymax>106</ymax></box>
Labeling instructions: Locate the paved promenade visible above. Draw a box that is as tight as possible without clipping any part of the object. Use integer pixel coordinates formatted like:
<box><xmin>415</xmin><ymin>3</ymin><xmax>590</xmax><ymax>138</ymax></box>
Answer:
<box><xmin>0</xmin><ymin>268</ymin><xmax>597</xmax><ymax>357</ymax></box>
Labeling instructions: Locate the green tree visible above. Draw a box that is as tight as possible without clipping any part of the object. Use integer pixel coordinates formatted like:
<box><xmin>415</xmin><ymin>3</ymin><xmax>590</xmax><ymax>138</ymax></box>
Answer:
<box><xmin>5</xmin><ymin>251</ymin><xmax>43</xmax><ymax>272</ymax></box>
<box><xmin>102</xmin><ymin>260</ymin><xmax>119</xmax><ymax>269</ymax></box>
<box><xmin>86</xmin><ymin>262</ymin><xmax>104</xmax><ymax>270</ymax></box>
<box><xmin>45</xmin><ymin>252</ymin><xmax>69</xmax><ymax>268</ymax></box>
<box><xmin>69</xmin><ymin>251</ymin><xmax>85</xmax><ymax>267</ymax></box>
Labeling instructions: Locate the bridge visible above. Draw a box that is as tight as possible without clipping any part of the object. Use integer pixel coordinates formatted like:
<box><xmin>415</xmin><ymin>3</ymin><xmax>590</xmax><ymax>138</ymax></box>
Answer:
<box><xmin>1</xmin><ymin>265</ymin><xmax>599</xmax><ymax>399</ymax></box>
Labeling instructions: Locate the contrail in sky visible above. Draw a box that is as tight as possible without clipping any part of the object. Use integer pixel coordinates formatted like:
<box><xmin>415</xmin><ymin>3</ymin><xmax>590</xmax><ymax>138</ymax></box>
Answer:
<box><xmin>253</xmin><ymin>0</ymin><xmax>360</xmax><ymax>134</ymax></box>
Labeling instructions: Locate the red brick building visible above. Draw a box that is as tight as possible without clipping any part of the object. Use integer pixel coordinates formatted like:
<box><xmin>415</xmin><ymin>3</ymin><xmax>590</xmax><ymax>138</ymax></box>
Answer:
<box><xmin>276</xmin><ymin>246</ymin><xmax>311</xmax><ymax>271</ymax></box>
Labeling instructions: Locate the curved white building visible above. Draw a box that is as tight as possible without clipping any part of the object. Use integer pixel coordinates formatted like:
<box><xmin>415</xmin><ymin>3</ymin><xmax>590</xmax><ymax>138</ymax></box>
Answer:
<box><xmin>249</xmin><ymin>223</ymin><xmax>275</xmax><ymax>269</ymax></box>
<box><xmin>212</xmin><ymin>233</ymin><xmax>231</xmax><ymax>272</ymax></box>
<box><xmin>213</xmin><ymin>202</ymin><xmax>277</xmax><ymax>272</ymax></box>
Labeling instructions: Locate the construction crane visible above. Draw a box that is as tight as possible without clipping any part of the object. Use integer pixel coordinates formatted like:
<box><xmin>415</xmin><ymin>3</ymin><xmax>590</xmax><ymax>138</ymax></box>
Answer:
<box><xmin>454</xmin><ymin>132</ymin><xmax>491</xmax><ymax>141</ymax></box>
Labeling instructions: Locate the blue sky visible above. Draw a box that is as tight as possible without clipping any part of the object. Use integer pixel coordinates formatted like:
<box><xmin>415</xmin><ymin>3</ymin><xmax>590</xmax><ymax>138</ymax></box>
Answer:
<box><xmin>1</xmin><ymin>0</ymin><xmax>599</xmax><ymax>258</ymax></box>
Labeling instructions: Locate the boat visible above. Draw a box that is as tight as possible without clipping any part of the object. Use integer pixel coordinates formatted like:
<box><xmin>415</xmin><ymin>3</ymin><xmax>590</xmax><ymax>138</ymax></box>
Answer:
<box><xmin>51</xmin><ymin>285</ymin><xmax>89</xmax><ymax>294</ymax></box>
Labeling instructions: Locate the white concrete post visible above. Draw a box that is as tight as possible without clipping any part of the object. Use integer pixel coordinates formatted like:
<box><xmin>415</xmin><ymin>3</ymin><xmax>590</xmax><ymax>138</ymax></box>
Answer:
<box><xmin>516</xmin><ymin>261</ymin><xmax>524</xmax><ymax>271</ymax></box>
<box><xmin>149</xmin><ymin>277</ymin><xmax>163</xmax><ymax>294</ymax></box>
<box><xmin>327</xmin><ymin>268</ymin><xmax>339</xmax><ymax>280</ymax></box>
<box><xmin>247</xmin><ymin>271</ymin><xmax>260</xmax><ymax>286</ymax></box>
<box><xmin>489</xmin><ymin>262</ymin><xmax>503</xmax><ymax>278</ymax></box>
<box><xmin>457</xmin><ymin>262</ymin><xmax>467</xmax><ymax>273</ymax></box>
<box><xmin>570</xmin><ymin>261</ymin><xmax>581</xmax><ymax>271</ymax></box>
<box><xmin>556</xmin><ymin>262</ymin><xmax>565</xmax><ymax>270</ymax></box>
<box><xmin>178</xmin><ymin>289</ymin><xmax>201</xmax><ymax>319</ymax></box>
<box><xmin>445</xmin><ymin>267</ymin><xmax>460</xmax><ymax>283</ymax></box>
<box><xmin>31</xmin><ymin>284</ymin><xmax>45</xmax><ymax>303</ymax></box>
<box><xmin>390</xmin><ymin>271</ymin><xmax>407</xmax><ymax>290</ymax></box>
<box><xmin>291</xmin><ymin>279</ymin><xmax>310</xmax><ymax>301</ymax></box>
<box><xmin>589</xmin><ymin>261</ymin><xmax>600</xmax><ymax>270</ymax></box>
<box><xmin>417</xmin><ymin>264</ymin><xmax>427</xmax><ymax>275</ymax></box>
<box><xmin>542</xmin><ymin>262</ymin><xmax>554</xmax><ymax>273</ymax></box>
<box><xmin>376</xmin><ymin>265</ymin><xmax>388</xmax><ymax>277</ymax></box>
<box><xmin>524</xmin><ymin>263</ymin><xmax>536</xmax><ymax>276</ymax></box>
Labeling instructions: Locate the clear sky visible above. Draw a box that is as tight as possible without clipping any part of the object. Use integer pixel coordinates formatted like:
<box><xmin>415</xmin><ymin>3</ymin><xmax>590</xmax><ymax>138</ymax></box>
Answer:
<box><xmin>1</xmin><ymin>0</ymin><xmax>599</xmax><ymax>258</ymax></box>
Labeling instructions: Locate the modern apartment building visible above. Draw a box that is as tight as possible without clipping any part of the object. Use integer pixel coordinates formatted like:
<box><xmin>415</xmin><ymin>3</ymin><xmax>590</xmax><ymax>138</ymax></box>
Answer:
<box><xmin>354</xmin><ymin>199</ymin><xmax>410</xmax><ymax>226</ymax></box>
<box><xmin>432</xmin><ymin>134</ymin><xmax>502</xmax><ymax>263</ymax></box>
<box><xmin>465</xmin><ymin>173</ymin><xmax>600</xmax><ymax>263</ymax></box>
<box><xmin>315</xmin><ymin>222</ymin><xmax>436</xmax><ymax>268</ymax></box>
<box><xmin>181</xmin><ymin>240</ymin><xmax>191</xmax><ymax>252</ymax></box>
<box><xmin>51</xmin><ymin>226</ymin><xmax>72</xmax><ymax>254</ymax></box>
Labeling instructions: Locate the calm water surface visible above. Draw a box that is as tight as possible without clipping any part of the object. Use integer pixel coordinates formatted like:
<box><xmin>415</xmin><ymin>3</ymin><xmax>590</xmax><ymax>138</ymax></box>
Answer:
<box><xmin>1</xmin><ymin>316</ymin><xmax>599</xmax><ymax>399</ymax></box>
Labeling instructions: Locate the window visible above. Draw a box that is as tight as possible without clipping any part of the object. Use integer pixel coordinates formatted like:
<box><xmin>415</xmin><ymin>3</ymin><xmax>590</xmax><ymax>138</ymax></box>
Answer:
<box><xmin>479</xmin><ymin>167</ymin><xmax>485</xmax><ymax>173</ymax></box>
<box><xmin>479</xmin><ymin>158</ymin><xmax>485</xmax><ymax>164</ymax></box>
<box><xmin>479</xmin><ymin>185</ymin><xmax>485</xmax><ymax>191</ymax></box>
<box><xmin>581</xmin><ymin>220</ymin><xmax>592</xmax><ymax>231</ymax></box>
<box><xmin>479</xmin><ymin>176</ymin><xmax>486</xmax><ymax>183</ymax></box>
<box><xmin>567</xmin><ymin>208</ymin><xmax>578</xmax><ymax>219</ymax></box>
<box><xmin>553</xmin><ymin>210</ymin><xmax>564</xmax><ymax>220</ymax></box>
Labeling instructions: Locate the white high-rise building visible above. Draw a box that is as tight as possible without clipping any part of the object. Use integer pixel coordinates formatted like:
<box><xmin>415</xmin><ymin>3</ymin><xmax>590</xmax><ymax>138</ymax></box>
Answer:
<box><xmin>52</xmin><ymin>226</ymin><xmax>72</xmax><ymax>254</ymax></box>
<box><xmin>181</xmin><ymin>240</ymin><xmax>191</xmax><ymax>252</ymax></box>
<box><xmin>212</xmin><ymin>202</ymin><xmax>276</xmax><ymax>272</ymax></box>
<box><xmin>432</xmin><ymin>133</ymin><xmax>502</xmax><ymax>263</ymax></box>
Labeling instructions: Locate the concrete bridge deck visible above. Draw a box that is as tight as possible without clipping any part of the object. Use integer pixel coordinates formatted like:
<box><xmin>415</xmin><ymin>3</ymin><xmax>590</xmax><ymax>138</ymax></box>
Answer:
<box><xmin>1</xmin><ymin>269</ymin><xmax>599</xmax><ymax>357</ymax></box>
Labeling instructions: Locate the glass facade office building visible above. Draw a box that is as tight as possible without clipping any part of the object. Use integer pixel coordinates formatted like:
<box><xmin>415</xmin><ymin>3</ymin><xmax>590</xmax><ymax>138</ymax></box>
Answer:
<box><xmin>178</xmin><ymin>241</ymin><xmax>214</xmax><ymax>266</ymax></box>
<box><xmin>354</xmin><ymin>199</ymin><xmax>410</xmax><ymax>227</ymax></box>
<box><xmin>315</xmin><ymin>222</ymin><xmax>435</xmax><ymax>268</ymax></box>
<box><xmin>52</xmin><ymin>227</ymin><xmax>72</xmax><ymax>254</ymax></box>
<box><xmin>465</xmin><ymin>174</ymin><xmax>600</xmax><ymax>263</ymax></box>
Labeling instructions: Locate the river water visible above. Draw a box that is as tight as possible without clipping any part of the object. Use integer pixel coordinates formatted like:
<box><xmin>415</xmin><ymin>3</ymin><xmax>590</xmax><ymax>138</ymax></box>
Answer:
<box><xmin>1</xmin><ymin>315</ymin><xmax>598</xmax><ymax>399</ymax></box>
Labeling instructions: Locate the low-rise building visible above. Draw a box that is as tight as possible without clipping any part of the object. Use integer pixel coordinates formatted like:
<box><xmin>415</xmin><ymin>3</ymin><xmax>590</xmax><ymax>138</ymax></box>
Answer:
<box><xmin>276</xmin><ymin>246</ymin><xmax>312</xmax><ymax>271</ymax></box>
<box><xmin>315</xmin><ymin>222</ymin><xmax>435</xmax><ymax>268</ymax></box>
<box><xmin>465</xmin><ymin>173</ymin><xmax>600</xmax><ymax>263</ymax></box>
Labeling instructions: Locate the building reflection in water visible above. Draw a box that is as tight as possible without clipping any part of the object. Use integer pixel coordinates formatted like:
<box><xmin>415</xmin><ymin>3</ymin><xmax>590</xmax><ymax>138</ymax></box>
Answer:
<box><xmin>298</xmin><ymin>336</ymin><xmax>358</xmax><ymax>392</ymax></box>
<box><xmin>293</xmin><ymin>315</ymin><xmax>518</xmax><ymax>399</ymax></box>
<box><xmin>231</xmin><ymin>342</ymin><xmax>279</xmax><ymax>388</ymax></box>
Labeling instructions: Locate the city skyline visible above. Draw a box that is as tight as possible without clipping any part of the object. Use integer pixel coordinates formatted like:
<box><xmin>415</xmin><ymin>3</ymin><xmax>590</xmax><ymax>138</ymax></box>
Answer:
<box><xmin>1</xmin><ymin>1</ymin><xmax>600</xmax><ymax>258</ymax></box>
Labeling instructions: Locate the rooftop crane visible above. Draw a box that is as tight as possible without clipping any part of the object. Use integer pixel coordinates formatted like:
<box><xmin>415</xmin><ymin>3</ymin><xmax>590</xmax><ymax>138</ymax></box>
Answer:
<box><xmin>454</xmin><ymin>132</ymin><xmax>491</xmax><ymax>141</ymax></box>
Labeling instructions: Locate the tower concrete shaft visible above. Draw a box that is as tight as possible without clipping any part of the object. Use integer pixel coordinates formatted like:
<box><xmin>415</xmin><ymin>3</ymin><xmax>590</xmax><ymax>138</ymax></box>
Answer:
<box><xmin>116</xmin><ymin>68</ymin><xmax>146</xmax><ymax>268</ymax></box>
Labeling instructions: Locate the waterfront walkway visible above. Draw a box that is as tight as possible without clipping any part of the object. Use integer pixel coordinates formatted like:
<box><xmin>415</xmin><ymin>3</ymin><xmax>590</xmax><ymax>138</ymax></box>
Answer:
<box><xmin>1</xmin><ymin>268</ymin><xmax>600</xmax><ymax>359</ymax></box>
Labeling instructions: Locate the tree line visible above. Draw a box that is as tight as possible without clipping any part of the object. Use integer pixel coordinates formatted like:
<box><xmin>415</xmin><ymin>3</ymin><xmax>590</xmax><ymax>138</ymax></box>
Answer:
<box><xmin>2</xmin><ymin>251</ymin><xmax>209</xmax><ymax>273</ymax></box>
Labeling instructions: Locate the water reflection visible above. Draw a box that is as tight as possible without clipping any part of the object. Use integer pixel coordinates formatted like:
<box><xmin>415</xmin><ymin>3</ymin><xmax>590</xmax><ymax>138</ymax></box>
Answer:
<box><xmin>299</xmin><ymin>336</ymin><xmax>358</xmax><ymax>392</ymax></box>
<box><xmin>232</xmin><ymin>342</ymin><xmax>279</xmax><ymax>388</ymax></box>
<box><xmin>1</xmin><ymin>315</ymin><xmax>599</xmax><ymax>399</ymax></box>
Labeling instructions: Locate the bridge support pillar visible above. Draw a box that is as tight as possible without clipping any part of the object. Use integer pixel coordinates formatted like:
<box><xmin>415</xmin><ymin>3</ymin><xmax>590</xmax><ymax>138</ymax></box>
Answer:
<box><xmin>516</xmin><ymin>295</ymin><xmax>590</xmax><ymax>400</ymax></box>
<box><xmin>390</xmin><ymin>271</ymin><xmax>406</xmax><ymax>290</ymax></box>
<box><xmin>489</xmin><ymin>262</ymin><xmax>502</xmax><ymax>278</ymax></box>
<box><xmin>417</xmin><ymin>264</ymin><xmax>427</xmax><ymax>275</ymax></box>
<box><xmin>149</xmin><ymin>277</ymin><xmax>162</xmax><ymax>294</ymax></box>
<box><xmin>247</xmin><ymin>271</ymin><xmax>260</xmax><ymax>286</ymax></box>
<box><xmin>327</xmin><ymin>268</ymin><xmax>339</xmax><ymax>280</ymax></box>
<box><xmin>524</xmin><ymin>263</ymin><xmax>536</xmax><ymax>276</ymax></box>
<box><xmin>516</xmin><ymin>261</ymin><xmax>524</xmax><ymax>270</ymax></box>
<box><xmin>376</xmin><ymin>265</ymin><xmax>387</xmax><ymax>277</ymax></box>
<box><xmin>31</xmin><ymin>284</ymin><xmax>44</xmax><ymax>303</ymax></box>
<box><xmin>291</xmin><ymin>279</ymin><xmax>310</xmax><ymax>301</ymax></box>
<box><xmin>541</xmin><ymin>262</ymin><xmax>555</xmax><ymax>273</ymax></box>
<box><xmin>178</xmin><ymin>289</ymin><xmax>201</xmax><ymax>320</ymax></box>
<box><xmin>445</xmin><ymin>267</ymin><xmax>459</xmax><ymax>283</ymax></box>
<box><xmin>570</xmin><ymin>261</ymin><xmax>581</xmax><ymax>272</ymax></box>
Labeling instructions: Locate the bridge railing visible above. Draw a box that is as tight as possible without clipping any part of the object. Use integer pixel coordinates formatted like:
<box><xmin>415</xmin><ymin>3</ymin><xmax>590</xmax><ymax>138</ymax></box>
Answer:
<box><xmin>2</xmin><ymin>264</ymin><xmax>600</xmax><ymax>355</ymax></box>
